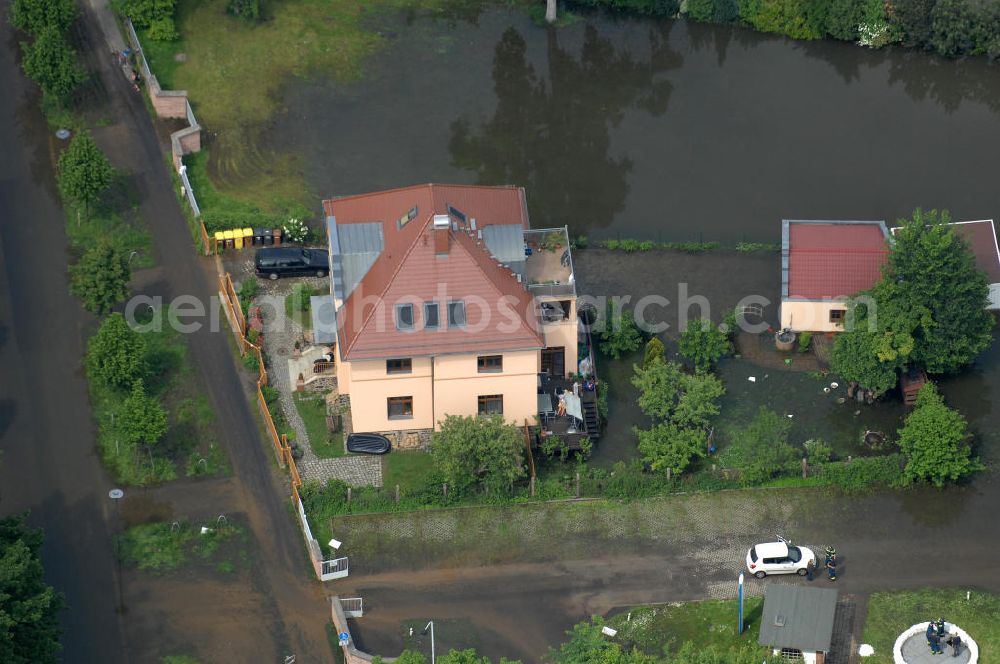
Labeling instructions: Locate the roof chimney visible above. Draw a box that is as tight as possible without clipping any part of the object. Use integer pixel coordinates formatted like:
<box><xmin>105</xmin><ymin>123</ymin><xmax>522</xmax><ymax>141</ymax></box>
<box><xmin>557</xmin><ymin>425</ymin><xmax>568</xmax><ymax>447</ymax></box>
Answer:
<box><xmin>433</xmin><ymin>214</ymin><xmax>450</xmax><ymax>255</ymax></box>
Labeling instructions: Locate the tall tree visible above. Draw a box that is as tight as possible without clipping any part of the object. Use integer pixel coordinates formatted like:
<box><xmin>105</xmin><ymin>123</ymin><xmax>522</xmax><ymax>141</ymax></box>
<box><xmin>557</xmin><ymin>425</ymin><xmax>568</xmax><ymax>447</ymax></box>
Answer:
<box><xmin>10</xmin><ymin>0</ymin><xmax>78</xmax><ymax>36</ymax></box>
<box><xmin>57</xmin><ymin>132</ymin><xmax>115</xmax><ymax>217</ymax></box>
<box><xmin>86</xmin><ymin>313</ymin><xmax>146</xmax><ymax>388</ymax></box>
<box><xmin>898</xmin><ymin>383</ymin><xmax>982</xmax><ymax>486</ymax></box>
<box><xmin>70</xmin><ymin>240</ymin><xmax>131</xmax><ymax>315</ymax></box>
<box><xmin>0</xmin><ymin>516</ymin><xmax>63</xmax><ymax>664</ymax></box>
<box><xmin>20</xmin><ymin>25</ymin><xmax>84</xmax><ymax>103</ymax></box>
<box><xmin>888</xmin><ymin>209</ymin><xmax>993</xmax><ymax>374</ymax></box>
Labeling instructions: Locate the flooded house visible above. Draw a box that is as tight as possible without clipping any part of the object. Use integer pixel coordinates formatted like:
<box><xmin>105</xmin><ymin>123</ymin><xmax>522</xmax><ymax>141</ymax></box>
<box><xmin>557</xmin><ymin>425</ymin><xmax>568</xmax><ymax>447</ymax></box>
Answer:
<box><xmin>315</xmin><ymin>183</ymin><xmax>599</xmax><ymax>449</ymax></box>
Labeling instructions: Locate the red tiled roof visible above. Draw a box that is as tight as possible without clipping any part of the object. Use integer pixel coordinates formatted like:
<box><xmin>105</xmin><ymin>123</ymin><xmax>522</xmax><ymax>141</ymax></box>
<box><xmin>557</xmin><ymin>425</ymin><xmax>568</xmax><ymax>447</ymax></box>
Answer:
<box><xmin>786</xmin><ymin>223</ymin><xmax>889</xmax><ymax>299</ymax></box>
<box><xmin>946</xmin><ymin>220</ymin><xmax>1000</xmax><ymax>283</ymax></box>
<box><xmin>325</xmin><ymin>184</ymin><xmax>544</xmax><ymax>360</ymax></box>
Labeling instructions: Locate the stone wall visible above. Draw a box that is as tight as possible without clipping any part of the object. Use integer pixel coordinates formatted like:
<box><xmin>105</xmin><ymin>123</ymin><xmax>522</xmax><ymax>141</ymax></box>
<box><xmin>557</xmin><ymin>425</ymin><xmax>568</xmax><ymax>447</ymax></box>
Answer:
<box><xmin>379</xmin><ymin>428</ymin><xmax>432</xmax><ymax>450</ymax></box>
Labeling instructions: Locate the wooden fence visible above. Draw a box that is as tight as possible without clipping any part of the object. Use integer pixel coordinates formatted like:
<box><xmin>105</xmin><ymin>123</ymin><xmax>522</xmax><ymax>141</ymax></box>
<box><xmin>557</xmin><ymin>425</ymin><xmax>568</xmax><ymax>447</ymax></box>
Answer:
<box><xmin>218</xmin><ymin>271</ymin><xmax>344</xmax><ymax>581</ymax></box>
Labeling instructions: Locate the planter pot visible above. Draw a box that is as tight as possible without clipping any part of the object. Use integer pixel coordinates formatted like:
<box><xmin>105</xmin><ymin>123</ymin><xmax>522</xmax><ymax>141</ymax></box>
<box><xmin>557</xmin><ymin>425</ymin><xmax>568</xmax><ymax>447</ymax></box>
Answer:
<box><xmin>775</xmin><ymin>329</ymin><xmax>797</xmax><ymax>352</ymax></box>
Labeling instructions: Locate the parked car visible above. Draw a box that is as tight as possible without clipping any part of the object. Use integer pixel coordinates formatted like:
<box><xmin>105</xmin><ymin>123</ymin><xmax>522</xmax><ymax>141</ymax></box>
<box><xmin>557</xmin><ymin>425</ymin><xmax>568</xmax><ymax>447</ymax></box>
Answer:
<box><xmin>346</xmin><ymin>433</ymin><xmax>392</xmax><ymax>455</ymax></box>
<box><xmin>745</xmin><ymin>540</ymin><xmax>816</xmax><ymax>578</ymax></box>
<box><xmin>254</xmin><ymin>247</ymin><xmax>329</xmax><ymax>280</ymax></box>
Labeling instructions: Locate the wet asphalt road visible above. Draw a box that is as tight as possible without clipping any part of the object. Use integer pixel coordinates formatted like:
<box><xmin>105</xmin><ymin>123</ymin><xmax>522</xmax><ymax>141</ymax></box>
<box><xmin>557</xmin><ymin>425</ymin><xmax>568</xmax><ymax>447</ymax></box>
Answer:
<box><xmin>0</xmin><ymin>6</ymin><xmax>333</xmax><ymax>662</ymax></box>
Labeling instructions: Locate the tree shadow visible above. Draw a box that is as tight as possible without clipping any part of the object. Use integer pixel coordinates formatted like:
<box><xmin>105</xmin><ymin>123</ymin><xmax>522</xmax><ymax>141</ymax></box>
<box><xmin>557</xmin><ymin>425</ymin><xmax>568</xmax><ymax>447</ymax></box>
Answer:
<box><xmin>449</xmin><ymin>22</ymin><xmax>682</xmax><ymax>234</ymax></box>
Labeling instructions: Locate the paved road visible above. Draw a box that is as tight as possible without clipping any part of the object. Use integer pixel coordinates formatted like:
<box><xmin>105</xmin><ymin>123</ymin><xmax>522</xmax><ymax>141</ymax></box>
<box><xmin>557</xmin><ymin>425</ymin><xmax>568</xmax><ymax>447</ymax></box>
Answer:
<box><xmin>0</xmin><ymin>7</ymin><xmax>333</xmax><ymax>662</ymax></box>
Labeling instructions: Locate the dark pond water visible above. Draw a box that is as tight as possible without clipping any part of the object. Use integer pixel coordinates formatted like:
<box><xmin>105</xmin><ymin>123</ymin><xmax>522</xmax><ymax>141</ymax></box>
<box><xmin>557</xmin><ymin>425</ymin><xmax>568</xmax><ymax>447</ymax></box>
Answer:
<box><xmin>269</xmin><ymin>4</ymin><xmax>1000</xmax><ymax>242</ymax></box>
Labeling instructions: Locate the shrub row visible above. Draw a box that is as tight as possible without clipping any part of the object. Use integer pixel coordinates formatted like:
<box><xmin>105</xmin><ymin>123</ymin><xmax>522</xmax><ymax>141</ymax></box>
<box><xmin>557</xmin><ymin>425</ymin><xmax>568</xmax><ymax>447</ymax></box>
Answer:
<box><xmin>594</xmin><ymin>238</ymin><xmax>779</xmax><ymax>253</ymax></box>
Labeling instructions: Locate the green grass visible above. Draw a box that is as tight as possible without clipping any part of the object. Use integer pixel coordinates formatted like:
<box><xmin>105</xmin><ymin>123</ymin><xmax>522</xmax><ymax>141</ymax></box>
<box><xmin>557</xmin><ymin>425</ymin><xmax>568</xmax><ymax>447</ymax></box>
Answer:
<box><xmin>63</xmin><ymin>187</ymin><xmax>154</xmax><ymax>269</ymax></box>
<box><xmin>89</xmin><ymin>313</ymin><xmax>230</xmax><ymax>485</ymax></box>
<box><xmin>294</xmin><ymin>392</ymin><xmax>342</xmax><ymax>458</ymax></box>
<box><xmin>143</xmin><ymin>0</ymin><xmax>476</xmax><ymax>212</ymax></box>
<box><xmin>285</xmin><ymin>283</ymin><xmax>316</xmax><ymax>330</ymax></box>
<box><xmin>862</xmin><ymin>589</ymin><xmax>1000</xmax><ymax>663</ymax></box>
<box><xmin>607</xmin><ymin>598</ymin><xmax>767</xmax><ymax>656</ymax></box>
<box><xmin>382</xmin><ymin>450</ymin><xmax>436</xmax><ymax>493</ymax></box>
<box><xmin>119</xmin><ymin>520</ymin><xmax>246</xmax><ymax>572</ymax></box>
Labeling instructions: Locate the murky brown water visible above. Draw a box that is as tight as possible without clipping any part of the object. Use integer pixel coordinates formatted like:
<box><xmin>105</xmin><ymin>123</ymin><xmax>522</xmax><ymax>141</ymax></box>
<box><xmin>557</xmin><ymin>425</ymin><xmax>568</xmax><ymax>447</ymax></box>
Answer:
<box><xmin>269</xmin><ymin>4</ymin><xmax>1000</xmax><ymax>242</ymax></box>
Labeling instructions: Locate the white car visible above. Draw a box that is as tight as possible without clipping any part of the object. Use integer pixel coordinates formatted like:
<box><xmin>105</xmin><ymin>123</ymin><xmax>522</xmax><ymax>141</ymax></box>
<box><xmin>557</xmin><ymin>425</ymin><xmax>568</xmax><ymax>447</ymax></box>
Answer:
<box><xmin>746</xmin><ymin>540</ymin><xmax>816</xmax><ymax>578</ymax></box>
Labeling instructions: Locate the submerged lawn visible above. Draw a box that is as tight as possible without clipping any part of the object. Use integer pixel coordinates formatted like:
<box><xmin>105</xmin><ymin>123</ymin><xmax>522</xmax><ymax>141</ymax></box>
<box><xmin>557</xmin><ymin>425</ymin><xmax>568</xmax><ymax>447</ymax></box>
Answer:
<box><xmin>142</xmin><ymin>0</ymin><xmax>479</xmax><ymax>211</ymax></box>
<box><xmin>862</xmin><ymin>589</ymin><xmax>1000</xmax><ymax>663</ymax></box>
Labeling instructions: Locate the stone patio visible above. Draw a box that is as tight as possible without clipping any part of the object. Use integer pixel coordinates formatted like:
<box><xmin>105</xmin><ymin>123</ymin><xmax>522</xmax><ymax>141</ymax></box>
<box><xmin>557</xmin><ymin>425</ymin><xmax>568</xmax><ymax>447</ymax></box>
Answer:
<box><xmin>899</xmin><ymin>632</ymin><xmax>971</xmax><ymax>663</ymax></box>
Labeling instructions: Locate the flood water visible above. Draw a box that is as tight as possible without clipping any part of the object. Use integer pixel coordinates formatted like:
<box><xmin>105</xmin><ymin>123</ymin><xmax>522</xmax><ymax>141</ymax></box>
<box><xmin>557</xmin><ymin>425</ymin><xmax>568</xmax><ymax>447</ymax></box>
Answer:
<box><xmin>269</xmin><ymin>4</ymin><xmax>1000</xmax><ymax>242</ymax></box>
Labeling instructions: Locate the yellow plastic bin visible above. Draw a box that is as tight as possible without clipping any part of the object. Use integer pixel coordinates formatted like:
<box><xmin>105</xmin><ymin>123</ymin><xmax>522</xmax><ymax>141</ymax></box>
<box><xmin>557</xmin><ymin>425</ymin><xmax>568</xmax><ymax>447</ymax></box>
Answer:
<box><xmin>214</xmin><ymin>231</ymin><xmax>225</xmax><ymax>252</ymax></box>
<box><xmin>223</xmin><ymin>230</ymin><xmax>235</xmax><ymax>249</ymax></box>
<box><xmin>233</xmin><ymin>228</ymin><xmax>244</xmax><ymax>249</ymax></box>
<box><xmin>242</xmin><ymin>228</ymin><xmax>254</xmax><ymax>247</ymax></box>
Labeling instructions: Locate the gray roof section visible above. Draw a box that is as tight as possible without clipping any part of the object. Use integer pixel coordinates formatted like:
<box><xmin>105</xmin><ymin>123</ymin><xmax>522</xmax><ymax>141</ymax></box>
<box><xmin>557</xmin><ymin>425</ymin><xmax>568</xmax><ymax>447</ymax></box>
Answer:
<box><xmin>482</xmin><ymin>224</ymin><xmax>526</xmax><ymax>280</ymax></box>
<box><xmin>758</xmin><ymin>585</ymin><xmax>838</xmax><ymax>653</ymax></box>
<box><xmin>310</xmin><ymin>295</ymin><xmax>338</xmax><ymax>345</ymax></box>
<box><xmin>328</xmin><ymin>218</ymin><xmax>384</xmax><ymax>302</ymax></box>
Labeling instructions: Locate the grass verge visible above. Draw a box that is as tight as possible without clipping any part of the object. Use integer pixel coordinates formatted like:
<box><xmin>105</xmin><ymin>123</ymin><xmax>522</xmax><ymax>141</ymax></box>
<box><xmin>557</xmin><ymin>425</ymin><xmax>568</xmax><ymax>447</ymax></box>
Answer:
<box><xmin>119</xmin><ymin>519</ymin><xmax>247</xmax><ymax>573</ymax></box>
<box><xmin>91</xmin><ymin>316</ymin><xmax>230</xmax><ymax>485</ymax></box>
<box><xmin>862</xmin><ymin>589</ymin><xmax>1000</xmax><ymax>663</ymax></box>
<box><xmin>382</xmin><ymin>451</ymin><xmax>435</xmax><ymax>494</ymax></box>
<box><xmin>606</xmin><ymin>598</ymin><xmax>766</xmax><ymax>656</ymax></box>
<box><xmin>294</xmin><ymin>392</ymin><xmax>342</xmax><ymax>458</ymax></box>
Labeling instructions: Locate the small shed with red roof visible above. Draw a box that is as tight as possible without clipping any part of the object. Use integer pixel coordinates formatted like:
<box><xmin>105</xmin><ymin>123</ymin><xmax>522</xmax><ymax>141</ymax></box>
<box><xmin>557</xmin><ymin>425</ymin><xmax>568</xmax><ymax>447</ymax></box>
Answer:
<box><xmin>780</xmin><ymin>220</ymin><xmax>890</xmax><ymax>332</ymax></box>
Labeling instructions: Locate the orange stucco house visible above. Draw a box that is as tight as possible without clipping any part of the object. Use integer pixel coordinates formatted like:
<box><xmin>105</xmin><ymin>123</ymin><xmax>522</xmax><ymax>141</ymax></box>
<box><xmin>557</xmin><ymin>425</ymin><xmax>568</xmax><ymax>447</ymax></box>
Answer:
<box><xmin>317</xmin><ymin>184</ymin><xmax>584</xmax><ymax>446</ymax></box>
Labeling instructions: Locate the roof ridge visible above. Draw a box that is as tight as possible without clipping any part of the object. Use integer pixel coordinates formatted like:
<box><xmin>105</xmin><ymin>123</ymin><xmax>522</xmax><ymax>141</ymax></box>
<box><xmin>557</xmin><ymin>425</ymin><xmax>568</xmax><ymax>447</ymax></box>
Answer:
<box><xmin>327</xmin><ymin>183</ymin><xmax>434</xmax><ymax>205</ymax></box>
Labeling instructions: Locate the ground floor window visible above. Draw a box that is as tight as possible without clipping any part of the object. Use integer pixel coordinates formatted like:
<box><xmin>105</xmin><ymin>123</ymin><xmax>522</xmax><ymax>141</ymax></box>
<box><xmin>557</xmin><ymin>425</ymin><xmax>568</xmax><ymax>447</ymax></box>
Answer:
<box><xmin>477</xmin><ymin>394</ymin><xmax>503</xmax><ymax>416</ymax></box>
<box><xmin>829</xmin><ymin>309</ymin><xmax>845</xmax><ymax>323</ymax></box>
<box><xmin>387</xmin><ymin>396</ymin><xmax>413</xmax><ymax>419</ymax></box>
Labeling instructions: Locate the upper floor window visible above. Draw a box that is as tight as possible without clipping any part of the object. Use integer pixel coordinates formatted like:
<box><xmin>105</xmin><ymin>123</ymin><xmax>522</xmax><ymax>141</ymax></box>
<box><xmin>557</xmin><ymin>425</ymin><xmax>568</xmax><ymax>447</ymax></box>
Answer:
<box><xmin>386</xmin><ymin>358</ymin><xmax>412</xmax><ymax>374</ymax></box>
<box><xmin>477</xmin><ymin>355</ymin><xmax>503</xmax><ymax>373</ymax></box>
<box><xmin>448</xmin><ymin>300</ymin><xmax>466</xmax><ymax>328</ymax></box>
<box><xmin>424</xmin><ymin>302</ymin><xmax>440</xmax><ymax>330</ymax></box>
<box><xmin>395</xmin><ymin>303</ymin><xmax>414</xmax><ymax>331</ymax></box>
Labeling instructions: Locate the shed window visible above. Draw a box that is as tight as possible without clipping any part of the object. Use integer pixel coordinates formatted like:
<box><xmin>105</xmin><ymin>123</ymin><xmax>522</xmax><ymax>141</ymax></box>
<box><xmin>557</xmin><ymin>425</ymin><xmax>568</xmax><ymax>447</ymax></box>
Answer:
<box><xmin>448</xmin><ymin>300</ymin><xmax>466</xmax><ymax>327</ymax></box>
<box><xmin>395</xmin><ymin>304</ymin><xmax>414</xmax><ymax>330</ymax></box>
<box><xmin>779</xmin><ymin>648</ymin><xmax>803</xmax><ymax>660</ymax></box>
<box><xmin>478</xmin><ymin>394</ymin><xmax>503</xmax><ymax>415</ymax></box>
<box><xmin>386</xmin><ymin>358</ymin><xmax>412</xmax><ymax>374</ymax></box>
<box><xmin>387</xmin><ymin>396</ymin><xmax>413</xmax><ymax>419</ymax></box>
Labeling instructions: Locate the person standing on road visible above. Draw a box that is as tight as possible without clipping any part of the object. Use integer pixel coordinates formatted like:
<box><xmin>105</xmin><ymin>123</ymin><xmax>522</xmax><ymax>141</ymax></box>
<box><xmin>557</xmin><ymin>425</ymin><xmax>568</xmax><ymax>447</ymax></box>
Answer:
<box><xmin>806</xmin><ymin>557</ymin><xmax>815</xmax><ymax>581</ymax></box>
<box><xmin>825</xmin><ymin>557</ymin><xmax>837</xmax><ymax>581</ymax></box>
<box><xmin>825</xmin><ymin>546</ymin><xmax>837</xmax><ymax>564</ymax></box>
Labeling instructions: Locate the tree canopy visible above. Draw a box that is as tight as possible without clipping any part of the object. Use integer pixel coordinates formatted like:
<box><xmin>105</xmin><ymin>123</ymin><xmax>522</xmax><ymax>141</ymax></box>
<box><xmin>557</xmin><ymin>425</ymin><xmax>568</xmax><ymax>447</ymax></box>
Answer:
<box><xmin>10</xmin><ymin>0</ymin><xmax>77</xmax><ymax>36</ymax></box>
<box><xmin>70</xmin><ymin>240</ymin><xmax>132</xmax><ymax>315</ymax></box>
<box><xmin>119</xmin><ymin>379</ymin><xmax>168</xmax><ymax>449</ymax></box>
<box><xmin>599</xmin><ymin>305</ymin><xmax>644</xmax><ymax>360</ymax></box>
<box><xmin>677</xmin><ymin>317</ymin><xmax>733</xmax><ymax>373</ymax></box>
<box><xmin>0</xmin><ymin>515</ymin><xmax>63</xmax><ymax>664</ymax></box>
<box><xmin>57</xmin><ymin>133</ymin><xmax>115</xmax><ymax>216</ymax></box>
<box><xmin>432</xmin><ymin>415</ymin><xmax>525</xmax><ymax>496</ymax></box>
<box><xmin>898</xmin><ymin>383</ymin><xmax>982</xmax><ymax>487</ymax></box>
<box><xmin>631</xmin><ymin>359</ymin><xmax>724</xmax><ymax>429</ymax></box>
<box><xmin>832</xmin><ymin>209</ymin><xmax>994</xmax><ymax>395</ymax></box>
<box><xmin>86</xmin><ymin>313</ymin><xmax>146</xmax><ymax>389</ymax></box>
<box><xmin>20</xmin><ymin>25</ymin><xmax>84</xmax><ymax>103</ymax></box>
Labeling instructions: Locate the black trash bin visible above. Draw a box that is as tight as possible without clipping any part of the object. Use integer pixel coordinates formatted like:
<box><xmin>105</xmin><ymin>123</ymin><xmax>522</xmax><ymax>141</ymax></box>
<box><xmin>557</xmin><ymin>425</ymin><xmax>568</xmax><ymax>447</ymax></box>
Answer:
<box><xmin>262</xmin><ymin>228</ymin><xmax>273</xmax><ymax>246</ymax></box>
<box><xmin>253</xmin><ymin>227</ymin><xmax>265</xmax><ymax>245</ymax></box>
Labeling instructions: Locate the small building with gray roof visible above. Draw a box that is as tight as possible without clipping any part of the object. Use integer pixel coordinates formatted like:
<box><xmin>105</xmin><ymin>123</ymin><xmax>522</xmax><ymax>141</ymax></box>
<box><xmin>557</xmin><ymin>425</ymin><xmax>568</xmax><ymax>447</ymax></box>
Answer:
<box><xmin>758</xmin><ymin>585</ymin><xmax>839</xmax><ymax>664</ymax></box>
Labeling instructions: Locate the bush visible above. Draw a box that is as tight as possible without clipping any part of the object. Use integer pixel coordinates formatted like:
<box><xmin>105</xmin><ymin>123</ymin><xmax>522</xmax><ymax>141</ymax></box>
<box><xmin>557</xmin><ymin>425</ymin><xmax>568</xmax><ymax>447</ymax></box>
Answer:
<box><xmin>598</xmin><ymin>304</ymin><xmax>644</xmax><ymax>359</ymax></box>
<box><xmin>898</xmin><ymin>383</ymin><xmax>983</xmax><ymax>486</ymax></box>
<box><xmin>287</xmin><ymin>283</ymin><xmax>315</xmax><ymax>314</ymax></box>
<box><xmin>797</xmin><ymin>330</ymin><xmax>812</xmax><ymax>353</ymax></box>
<box><xmin>432</xmin><ymin>415</ymin><xmax>526</xmax><ymax>496</ymax></box>
<box><xmin>818</xmin><ymin>454</ymin><xmax>906</xmax><ymax>492</ymax></box>
<box><xmin>678</xmin><ymin>318</ymin><xmax>732</xmax><ymax>373</ymax></box>
<box><xmin>113</xmin><ymin>0</ymin><xmax>176</xmax><ymax>29</ymax></box>
<box><xmin>200</xmin><ymin>210</ymin><xmax>283</xmax><ymax>234</ymax></box>
<box><xmin>721</xmin><ymin>407</ymin><xmax>797</xmax><ymax>485</ymax></box>
<box><xmin>572</xmin><ymin>0</ymin><xmax>680</xmax><ymax>15</ymax></box>
<box><xmin>685</xmin><ymin>0</ymin><xmax>739</xmax><ymax>22</ymax></box>
<box><xmin>146</xmin><ymin>15</ymin><xmax>178</xmax><ymax>41</ymax></box>
<box><xmin>738</xmin><ymin>0</ymin><xmax>823</xmax><ymax>39</ymax></box>
<box><xmin>803</xmin><ymin>438</ymin><xmax>832</xmax><ymax>463</ymax></box>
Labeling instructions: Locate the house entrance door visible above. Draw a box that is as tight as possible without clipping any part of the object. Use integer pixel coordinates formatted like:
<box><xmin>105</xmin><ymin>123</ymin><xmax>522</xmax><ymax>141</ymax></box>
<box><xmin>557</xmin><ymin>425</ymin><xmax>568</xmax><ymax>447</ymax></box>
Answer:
<box><xmin>541</xmin><ymin>347</ymin><xmax>565</xmax><ymax>377</ymax></box>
